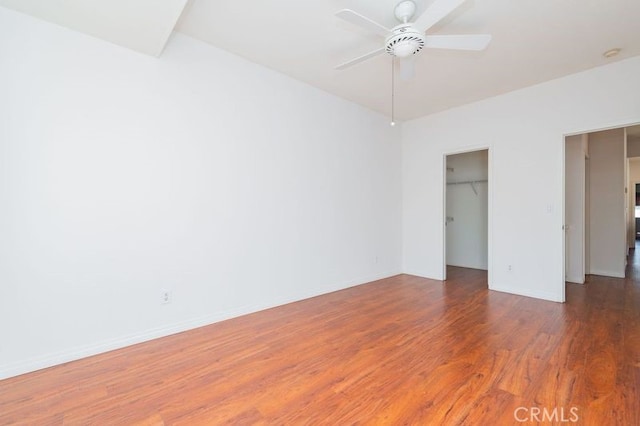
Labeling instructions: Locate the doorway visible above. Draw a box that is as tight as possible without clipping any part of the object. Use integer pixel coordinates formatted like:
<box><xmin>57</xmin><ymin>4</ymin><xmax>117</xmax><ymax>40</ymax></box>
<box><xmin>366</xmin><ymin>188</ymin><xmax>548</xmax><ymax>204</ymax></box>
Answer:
<box><xmin>564</xmin><ymin>126</ymin><xmax>639</xmax><ymax>285</ymax></box>
<box><xmin>444</xmin><ymin>149</ymin><xmax>489</xmax><ymax>279</ymax></box>
<box><xmin>635</xmin><ymin>183</ymin><xmax>640</xmax><ymax>240</ymax></box>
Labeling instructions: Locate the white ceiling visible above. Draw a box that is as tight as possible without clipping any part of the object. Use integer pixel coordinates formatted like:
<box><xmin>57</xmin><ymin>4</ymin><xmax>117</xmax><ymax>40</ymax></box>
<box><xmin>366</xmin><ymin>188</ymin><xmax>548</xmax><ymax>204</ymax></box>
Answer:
<box><xmin>2</xmin><ymin>0</ymin><xmax>640</xmax><ymax>120</ymax></box>
<box><xmin>0</xmin><ymin>0</ymin><xmax>187</xmax><ymax>56</ymax></box>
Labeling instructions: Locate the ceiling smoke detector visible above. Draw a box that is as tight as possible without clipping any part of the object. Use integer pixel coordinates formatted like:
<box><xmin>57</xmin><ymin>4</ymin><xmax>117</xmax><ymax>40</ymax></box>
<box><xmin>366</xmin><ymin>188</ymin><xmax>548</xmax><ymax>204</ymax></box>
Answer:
<box><xmin>603</xmin><ymin>48</ymin><xmax>621</xmax><ymax>58</ymax></box>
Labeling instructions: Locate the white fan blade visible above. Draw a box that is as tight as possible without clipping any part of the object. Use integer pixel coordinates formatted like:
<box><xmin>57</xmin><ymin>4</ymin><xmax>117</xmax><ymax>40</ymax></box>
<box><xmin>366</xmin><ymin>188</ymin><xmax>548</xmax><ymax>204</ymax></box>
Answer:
<box><xmin>336</xmin><ymin>9</ymin><xmax>390</xmax><ymax>37</ymax></box>
<box><xmin>335</xmin><ymin>47</ymin><xmax>385</xmax><ymax>70</ymax></box>
<box><xmin>400</xmin><ymin>56</ymin><xmax>415</xmax><ymax>80</ymax></box>
<box><xmin>424</xmin><ymin>34</ymin><xmax>492</xmax><ymax>50</ymax></box>
<box><xmin>413</xmin><ymin>0</ymin><xmax>468</xmax><ymax>33</ymax></box>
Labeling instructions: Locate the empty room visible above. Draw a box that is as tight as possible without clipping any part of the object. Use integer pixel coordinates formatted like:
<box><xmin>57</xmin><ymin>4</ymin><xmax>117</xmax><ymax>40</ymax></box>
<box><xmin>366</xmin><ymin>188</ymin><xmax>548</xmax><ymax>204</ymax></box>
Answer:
<box><xmin>1</xmin><ymin>0</ymin><xmax>639</xmax><ymax>424</ymax></box>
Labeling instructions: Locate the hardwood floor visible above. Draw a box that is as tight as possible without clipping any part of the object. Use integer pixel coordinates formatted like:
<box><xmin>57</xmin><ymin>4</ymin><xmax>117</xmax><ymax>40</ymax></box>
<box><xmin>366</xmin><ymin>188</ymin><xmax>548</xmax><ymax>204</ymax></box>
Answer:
<box><xmin>1</xmin><ymin>265</ymin><xmax>639</xmax><ymax>425</ymax></box>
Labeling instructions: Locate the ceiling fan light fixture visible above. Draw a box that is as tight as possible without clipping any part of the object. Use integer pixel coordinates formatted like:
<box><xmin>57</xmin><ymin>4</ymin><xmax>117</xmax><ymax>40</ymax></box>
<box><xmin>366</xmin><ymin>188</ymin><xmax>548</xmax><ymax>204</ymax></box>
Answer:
<box><xmin>385</xmin><ymin>27</ymin><xmax>425</xmax><ymax>57</ymax></box>
<box><xmin>393</xmin><ymin>39</ymin><xmax>419</xmax><ymax>57</ymax></box>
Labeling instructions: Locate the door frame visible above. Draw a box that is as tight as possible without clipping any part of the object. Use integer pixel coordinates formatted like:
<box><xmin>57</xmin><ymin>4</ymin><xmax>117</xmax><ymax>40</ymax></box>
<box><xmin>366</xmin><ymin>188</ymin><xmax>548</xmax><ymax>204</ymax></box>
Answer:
<box><xmin>630</xmin><ymin>179</ymin><xmax>640</xmax><ymax>246</ymax></box>
<box><xmin>563</xmin><ymin>135</ymin><xmax>588</xmax><ymax>285</ymax></box>
<box><xmin>561</xmin><ymin>121</ymin><xmax>640</xmax><ymax>302</ymax></box>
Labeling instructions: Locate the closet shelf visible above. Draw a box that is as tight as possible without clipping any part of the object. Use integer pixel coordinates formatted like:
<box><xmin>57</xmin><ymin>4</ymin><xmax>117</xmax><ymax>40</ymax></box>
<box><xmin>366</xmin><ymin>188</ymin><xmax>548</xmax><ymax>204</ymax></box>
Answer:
<box><xmin>446</xmin><ymin>179</ymin><xmax>487</xmax><ymax>195</ymax></box>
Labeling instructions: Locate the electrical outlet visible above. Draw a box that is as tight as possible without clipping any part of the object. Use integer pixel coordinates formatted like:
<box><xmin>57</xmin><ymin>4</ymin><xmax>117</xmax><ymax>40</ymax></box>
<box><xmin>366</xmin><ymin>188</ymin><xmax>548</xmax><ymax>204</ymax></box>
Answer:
<box><xmin>508</xmin><ymin>264</ymin><xmax>512</xmax><ymax>272</ymax></box>
<box><xmin>161</xmin><ymin>290</ymin><xmax>172</xmax><ymax>304</ymax></box>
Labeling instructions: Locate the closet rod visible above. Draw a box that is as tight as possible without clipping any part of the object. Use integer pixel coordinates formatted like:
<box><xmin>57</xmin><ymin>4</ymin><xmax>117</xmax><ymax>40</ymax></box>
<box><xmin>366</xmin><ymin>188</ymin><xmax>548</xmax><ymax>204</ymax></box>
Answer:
<box><xmin>446</xmin><ymin>179</ymin><xmax>487</xmax><ymax>195</ymax></box>
<box><xmin>446</xmin><ymin>179</ymin><xmax>488</xmax><ymax>185</ymax></box>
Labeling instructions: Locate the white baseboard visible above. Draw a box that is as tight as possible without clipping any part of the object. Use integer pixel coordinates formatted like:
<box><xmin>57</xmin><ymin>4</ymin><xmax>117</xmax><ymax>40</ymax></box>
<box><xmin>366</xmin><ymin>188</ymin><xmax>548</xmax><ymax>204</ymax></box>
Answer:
<box><xmin>445</xmin><ymin>262</ymin><xmax>488</xmax><ymax>271</ymax></box>
<box><xmin>588</xmin><ymin>269</ymin><xmax>625</xmax><ymax>279</ymax></box>
<box><xmin>488</xmin><ymin>284</ymin><xmax>563</xmax><ymax>303</ymax></box>
<box><xmin>565</xmin><ymin>275</ymin><xmax>585</xmax><ymax>284</ymax></box>
<box><xmin>402</xmin><ymin>270</ymin><xmax>443</xmax><ymax>281</ymax></box>
<box><xmin>402</xmin><ymin>271</ymin><xmax>561</xmax><ymax>302</ymax></box>
<box><xmin>0</xmin><ymin>270</ymin><xmax>401</xmax><ymax>381</ymax></box>
<box><xmin>0</xmin><ymin>308</ymin><xmax>251</xmax><ymax>381</ymax></box>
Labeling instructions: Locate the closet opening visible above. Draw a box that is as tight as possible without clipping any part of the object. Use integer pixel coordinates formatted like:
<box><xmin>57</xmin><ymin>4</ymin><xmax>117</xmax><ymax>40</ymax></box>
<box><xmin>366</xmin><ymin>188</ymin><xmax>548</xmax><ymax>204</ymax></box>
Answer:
<box><xmin>444</xmin><ymin>149</ymin><xmax>489</xmax><ymax>281</ymax></box>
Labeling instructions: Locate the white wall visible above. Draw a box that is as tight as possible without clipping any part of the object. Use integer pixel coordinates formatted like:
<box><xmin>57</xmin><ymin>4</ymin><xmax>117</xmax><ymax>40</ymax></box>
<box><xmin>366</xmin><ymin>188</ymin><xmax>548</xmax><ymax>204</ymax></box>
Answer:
<box><xmin>564</xmin><ymin>135</ymin><xmax>586</xmax><ymax>283</ymax></box>
<box><xmin>588</xmin><ymin>129</ymin><xmax>626</xmax><ymax>278</ymax></box>
<box><xmin>626</xmin><ymin>136</ymin><xmax>640</xmax><ymax>158</ymax></box>
<box><xmin>402</xmin><ymin>55</ymin><xmax>640</xmax><ymax>302</ymax></box>
<box><xmin>446</xmin><ymin>150</ymin><xmax>488</xmax><ymax>270</ymax></box>
<box><xmin>0</xmin><ymin>8</ymin><xmax>402</xmax><ymax>379</ymax></box>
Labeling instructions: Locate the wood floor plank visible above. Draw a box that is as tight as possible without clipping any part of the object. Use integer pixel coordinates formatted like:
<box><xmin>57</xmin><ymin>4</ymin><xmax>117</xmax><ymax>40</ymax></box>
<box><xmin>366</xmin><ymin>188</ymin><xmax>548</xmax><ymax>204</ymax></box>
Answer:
<box><xmin>1</xmin><ymin>265</ymin><xmax>639</xmax><ymax>425</ymax></box>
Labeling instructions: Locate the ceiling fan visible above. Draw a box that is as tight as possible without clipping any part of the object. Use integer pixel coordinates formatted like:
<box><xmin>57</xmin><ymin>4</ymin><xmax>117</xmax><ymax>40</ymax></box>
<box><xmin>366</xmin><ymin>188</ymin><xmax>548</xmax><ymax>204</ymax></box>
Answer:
<box><xmin>335</xmin><ymin>0</ymin><xmax>491</xmax><ymax>79</ymax></box>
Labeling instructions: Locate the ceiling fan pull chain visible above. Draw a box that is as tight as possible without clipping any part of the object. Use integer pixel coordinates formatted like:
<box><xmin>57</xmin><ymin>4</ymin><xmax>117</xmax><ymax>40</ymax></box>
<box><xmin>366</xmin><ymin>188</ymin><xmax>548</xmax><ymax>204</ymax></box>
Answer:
<box><xmin>391</xmin><ymin>57</ymin><xmax>396</xmax><ymax>126</ymax></box>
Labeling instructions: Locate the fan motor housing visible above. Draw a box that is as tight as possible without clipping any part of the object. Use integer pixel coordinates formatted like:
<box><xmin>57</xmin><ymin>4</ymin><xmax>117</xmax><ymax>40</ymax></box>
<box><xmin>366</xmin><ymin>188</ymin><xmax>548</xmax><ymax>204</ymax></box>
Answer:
<box><xmin>385</xmin><ymin>24</ymin><xmax>426</xmax><ymax>57</ymax></box>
